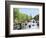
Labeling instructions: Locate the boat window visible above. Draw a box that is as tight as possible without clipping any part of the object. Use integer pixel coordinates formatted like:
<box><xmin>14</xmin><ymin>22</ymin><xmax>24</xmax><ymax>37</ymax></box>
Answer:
<box><xmin>32</xmin><ymin>24</ymin><xmax>34</xmax><ymax>26</ymax></box>
<box><xmin>33</xmin><ymin>20</ymin><xmax>35</xmax><ymax>23</ymax></box>
<box><xmin>25</xmin><ymin>23</ymin><xmax>27</xmax><ymax>25</ymax></box>
<box><xmin>29</xmin><ymin>25</ymin><xmax>31</xmax><ymax>28</ymax></box>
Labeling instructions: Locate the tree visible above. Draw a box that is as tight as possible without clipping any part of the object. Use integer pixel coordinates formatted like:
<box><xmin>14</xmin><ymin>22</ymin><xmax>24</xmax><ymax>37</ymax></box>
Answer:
<box><xmin>13</xmin><ymin>8</ymin><xmax>32</xmax><ymax>23</ymax></box>
<box><xmin>33</xmin><ymin>14</ymin><xmax>39</xmax><ymax>21</ymax></box>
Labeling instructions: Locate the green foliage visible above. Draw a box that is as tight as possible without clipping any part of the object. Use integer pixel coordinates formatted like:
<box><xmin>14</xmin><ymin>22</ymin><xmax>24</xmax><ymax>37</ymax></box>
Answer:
<box><xmin>13</xmin><ymin>8</ymin><xmax>32</xmax><ymax>23</ymax></box>
<box><xmin>33</xmin><ymin>15</ymin><xmax>39</xmax><ymax>21</ymax></box>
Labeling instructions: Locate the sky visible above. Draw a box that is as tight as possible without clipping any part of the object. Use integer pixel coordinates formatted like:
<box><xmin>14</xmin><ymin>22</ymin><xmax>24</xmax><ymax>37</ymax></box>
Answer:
<box><xmin>19</xmin><ymin>8</ymin><xmax>39</xmax><ymax>18</ymax></box>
